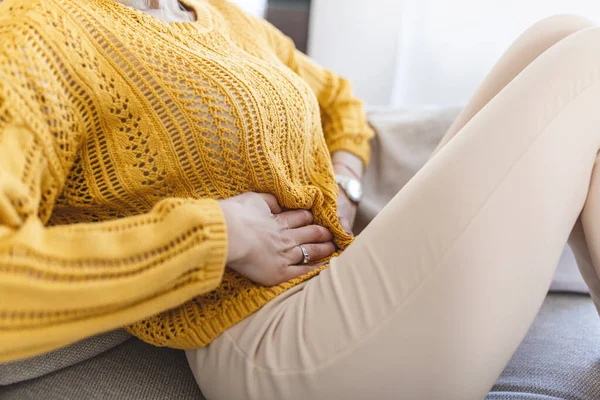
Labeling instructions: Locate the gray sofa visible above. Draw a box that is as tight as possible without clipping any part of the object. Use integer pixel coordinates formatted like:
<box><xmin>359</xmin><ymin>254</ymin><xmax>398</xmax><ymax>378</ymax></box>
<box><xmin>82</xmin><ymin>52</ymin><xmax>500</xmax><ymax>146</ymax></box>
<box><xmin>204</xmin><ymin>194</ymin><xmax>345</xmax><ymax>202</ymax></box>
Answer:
<box><xmin>2</xmin><ymin>108</ymin><xmax>600</xmax><ymax>399</ymax></box>
<box><xmin>1</xmin><ymin>294</ymin><xmax>598</xmax><ymax>399</ymax></box>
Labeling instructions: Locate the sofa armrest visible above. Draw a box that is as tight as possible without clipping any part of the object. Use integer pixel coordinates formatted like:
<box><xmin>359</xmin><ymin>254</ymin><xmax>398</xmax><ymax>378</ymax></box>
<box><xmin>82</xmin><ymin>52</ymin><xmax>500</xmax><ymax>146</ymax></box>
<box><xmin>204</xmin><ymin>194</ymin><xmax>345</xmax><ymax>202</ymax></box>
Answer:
<box><xmin>355</xmin><ymin>106</ymin><xmax>461</xmax><ymax>233</ymax></box>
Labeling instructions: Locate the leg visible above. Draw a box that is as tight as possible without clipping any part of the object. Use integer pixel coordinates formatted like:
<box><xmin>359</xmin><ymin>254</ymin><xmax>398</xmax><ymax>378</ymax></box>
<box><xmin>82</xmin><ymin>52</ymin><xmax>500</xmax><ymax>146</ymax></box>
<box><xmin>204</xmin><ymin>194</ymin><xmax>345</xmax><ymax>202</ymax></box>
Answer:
<box><xmin>432</xmin><ymin>14</ymin><xmax>596</xmax><ymax>157</ymax></box>
<box><xmin>431</xmin><ymin>13</ymin><xmax>600</xmax><ymax>310</ymax></box>
<box><xmin>189</xmin><ymin>23</ymin><xmax>600</xmax><ymax>400</ymax></box>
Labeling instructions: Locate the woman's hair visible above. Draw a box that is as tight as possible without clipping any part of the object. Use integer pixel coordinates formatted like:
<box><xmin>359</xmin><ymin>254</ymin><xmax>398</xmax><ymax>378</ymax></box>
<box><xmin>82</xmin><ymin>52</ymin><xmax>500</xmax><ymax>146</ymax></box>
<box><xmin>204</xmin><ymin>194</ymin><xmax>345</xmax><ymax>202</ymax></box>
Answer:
<box><xmin>114</xmin><ymin>0</ymin><xmax>192</xmax><ymax>22</ymax></box>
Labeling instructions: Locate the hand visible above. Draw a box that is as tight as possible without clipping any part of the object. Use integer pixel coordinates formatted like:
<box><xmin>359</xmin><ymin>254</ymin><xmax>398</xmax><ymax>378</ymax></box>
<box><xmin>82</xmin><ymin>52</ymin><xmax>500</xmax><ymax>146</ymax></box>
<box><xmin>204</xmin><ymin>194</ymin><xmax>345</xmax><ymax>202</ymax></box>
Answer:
<box><xmin>219</xmin><ymin>193</ymin><xmax>335</xmax><ymax>286</ymax></box>
<box><xmin>337</xmin><ymin>190</ymin><xmax>357</xmax><ymax>235</ymax></box>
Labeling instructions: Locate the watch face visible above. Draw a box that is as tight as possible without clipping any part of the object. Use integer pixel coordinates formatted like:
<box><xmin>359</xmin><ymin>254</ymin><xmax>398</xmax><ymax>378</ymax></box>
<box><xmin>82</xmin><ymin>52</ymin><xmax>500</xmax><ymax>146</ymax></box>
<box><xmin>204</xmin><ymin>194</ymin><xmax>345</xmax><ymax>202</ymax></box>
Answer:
<box><xmin>346</xmin><ymin>179</ymin><xmax>362</xmax><ymax>202</ymax></box>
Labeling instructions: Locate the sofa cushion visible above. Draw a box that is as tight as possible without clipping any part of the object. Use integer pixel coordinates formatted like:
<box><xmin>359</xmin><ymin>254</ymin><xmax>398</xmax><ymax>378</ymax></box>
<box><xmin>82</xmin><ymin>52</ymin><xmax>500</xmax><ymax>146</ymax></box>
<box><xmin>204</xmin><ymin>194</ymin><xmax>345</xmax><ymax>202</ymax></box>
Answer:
<box><xmin>0</xmin><ymin>329</ymin><xmax>131</xmax><ymax>386</ymax></box>
<box><xmin>0</xmin><ymin>336</ymin><xmax>205</xmax><ymax>400</ymax></box>
<box><xmin>487</xmin><ymin>293</ymin><xmax>600</xmax><ymax>399</ymax></box>
<box><xmin>2</xmin><ymin>294</ymin><xmax>598</xmax><ymax>400</ymax></box>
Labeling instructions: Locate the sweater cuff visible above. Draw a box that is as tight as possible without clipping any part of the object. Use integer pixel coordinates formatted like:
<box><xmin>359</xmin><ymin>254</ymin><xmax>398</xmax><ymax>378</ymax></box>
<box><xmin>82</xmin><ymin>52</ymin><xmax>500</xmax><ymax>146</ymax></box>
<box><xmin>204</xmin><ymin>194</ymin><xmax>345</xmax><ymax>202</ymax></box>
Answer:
<box><xmin>187</xmin><ymin>198</ymin><xmax>228</xmax><ymax>288</ymax></box>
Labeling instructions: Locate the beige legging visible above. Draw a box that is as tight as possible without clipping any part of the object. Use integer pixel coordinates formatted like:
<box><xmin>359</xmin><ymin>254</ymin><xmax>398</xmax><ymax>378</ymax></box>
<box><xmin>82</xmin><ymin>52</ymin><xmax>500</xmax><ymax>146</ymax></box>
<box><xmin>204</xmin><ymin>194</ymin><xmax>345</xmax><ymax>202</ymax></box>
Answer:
<box><xmin>187</xmin><ymin>15</ymin><xmax>600</xmax><ymax>400</ymax></box>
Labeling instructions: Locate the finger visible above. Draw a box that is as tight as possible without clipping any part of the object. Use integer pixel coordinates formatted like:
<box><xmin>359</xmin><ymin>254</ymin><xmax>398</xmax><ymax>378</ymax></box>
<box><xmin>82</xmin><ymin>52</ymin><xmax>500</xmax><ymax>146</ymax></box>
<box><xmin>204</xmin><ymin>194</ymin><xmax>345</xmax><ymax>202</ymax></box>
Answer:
<box><xmin>287</xmin><ymin>242</ymin><xmax>336</xmax><ymax>265</ymax></box>
<box><xmin>277</xmin><ymin>264</ymin><xmax>315</xmax><ymax>283</ymax></box>
<box><xmin>290</xmin><ymin>225</ymin><xmax>333</xmax><ymax>245</ymax></box>
<box><xmin>274</xmin><ymin>209</ymin><xmax>313</xmax><ymax>229</ymax></box>
<box><xmin>257</xmin><ymin>193</ymin><xmax>282</xmax><ymax>214</ymax></box>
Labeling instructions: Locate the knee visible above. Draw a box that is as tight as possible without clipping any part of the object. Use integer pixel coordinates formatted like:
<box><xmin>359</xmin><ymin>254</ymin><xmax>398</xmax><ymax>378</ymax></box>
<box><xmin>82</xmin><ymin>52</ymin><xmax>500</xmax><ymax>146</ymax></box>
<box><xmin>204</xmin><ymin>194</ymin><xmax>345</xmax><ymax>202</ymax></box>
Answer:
<box><xmin>525</xmin><ymin>14</ymin><xmax>596</xmax><ymax>37</ymax></box>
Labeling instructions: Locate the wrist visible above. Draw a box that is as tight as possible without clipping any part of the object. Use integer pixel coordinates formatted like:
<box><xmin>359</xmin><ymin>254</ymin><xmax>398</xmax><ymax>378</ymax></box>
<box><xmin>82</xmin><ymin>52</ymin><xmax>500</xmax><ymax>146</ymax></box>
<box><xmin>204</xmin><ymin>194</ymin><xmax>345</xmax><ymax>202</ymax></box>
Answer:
<box><xmin>333</xmin><ymin>162</ymin><xmax>362</xmax><ymax>181</ymax></box>
<box><xmin>331</xmin><ymin>151</ymin><xmax>363</xmax><ymax>179</ymax></box>
<box><xmin>218</xmin><ymin>199</ymin><xmax>246</xmax><ymax>265</ymax></box>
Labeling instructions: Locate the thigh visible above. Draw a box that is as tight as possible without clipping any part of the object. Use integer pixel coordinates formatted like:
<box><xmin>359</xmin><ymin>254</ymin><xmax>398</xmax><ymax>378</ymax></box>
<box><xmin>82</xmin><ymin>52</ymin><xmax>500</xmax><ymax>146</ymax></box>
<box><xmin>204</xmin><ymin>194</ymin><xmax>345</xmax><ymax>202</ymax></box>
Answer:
<box><xmin>189</xmin><ymin>25</ymin><xmax>600</xmax><ymax>400</ymax></box>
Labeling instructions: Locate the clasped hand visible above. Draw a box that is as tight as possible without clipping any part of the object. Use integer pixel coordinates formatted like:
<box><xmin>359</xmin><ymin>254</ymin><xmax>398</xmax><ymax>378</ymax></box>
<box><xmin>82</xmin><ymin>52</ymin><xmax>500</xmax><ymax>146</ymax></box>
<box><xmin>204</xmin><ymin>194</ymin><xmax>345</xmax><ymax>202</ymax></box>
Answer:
<box><xmin>219</xmin><ymin>193</ymin><xmax>336</xmax><ymax>286</ymax></box>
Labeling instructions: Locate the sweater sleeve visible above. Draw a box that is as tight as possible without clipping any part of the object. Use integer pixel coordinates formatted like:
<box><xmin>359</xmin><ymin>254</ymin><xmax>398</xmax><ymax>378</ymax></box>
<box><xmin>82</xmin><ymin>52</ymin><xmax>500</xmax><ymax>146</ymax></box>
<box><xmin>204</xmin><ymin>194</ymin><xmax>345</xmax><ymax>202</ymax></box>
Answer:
<box><xmin>255</xmin><ymin>17</ymin><xmax>375</xmax><ymax>166</ymax></box>
<box><xmin>0</xmin><ymin>80</ymin><xmax>227</xmax><ymax>363</ymax></box>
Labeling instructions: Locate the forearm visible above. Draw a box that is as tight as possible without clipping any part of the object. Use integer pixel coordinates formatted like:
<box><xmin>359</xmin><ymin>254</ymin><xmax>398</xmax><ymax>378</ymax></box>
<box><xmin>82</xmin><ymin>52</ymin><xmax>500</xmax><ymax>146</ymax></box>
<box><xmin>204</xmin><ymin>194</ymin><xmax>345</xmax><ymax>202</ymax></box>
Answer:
<box><xmin>0</xmin><ymin>198</ymin><xmax>227</xmax><ymax>362</ymax></box>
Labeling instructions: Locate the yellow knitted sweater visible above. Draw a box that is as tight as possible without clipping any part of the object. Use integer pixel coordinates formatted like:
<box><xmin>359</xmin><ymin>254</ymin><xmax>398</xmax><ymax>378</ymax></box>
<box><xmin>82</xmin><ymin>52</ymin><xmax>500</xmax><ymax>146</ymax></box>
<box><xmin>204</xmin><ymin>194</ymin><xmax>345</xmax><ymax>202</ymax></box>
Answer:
<box><xmin>0</xmin><ymin>0</ymin><xmax>373</xmax><ymax>362</ymax></box>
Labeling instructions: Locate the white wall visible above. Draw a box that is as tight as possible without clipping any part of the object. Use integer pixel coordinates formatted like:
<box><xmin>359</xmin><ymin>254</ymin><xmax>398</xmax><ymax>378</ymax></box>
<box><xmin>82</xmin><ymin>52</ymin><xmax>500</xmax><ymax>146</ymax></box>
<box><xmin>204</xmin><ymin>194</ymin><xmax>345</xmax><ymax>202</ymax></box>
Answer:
<box><xmin>393</xmin><ymin>0</ymin><xmax>600</xmax><ymax>107</ymax></box>
<box><xmin>309</xmin><ymin>0</ymin><xmax>600</xmax><ymax>107</ymax></box>
<box><xmin>308</xmin><ymin>0</ymin><xmax>405</xmax><ymax>105</ymax></box>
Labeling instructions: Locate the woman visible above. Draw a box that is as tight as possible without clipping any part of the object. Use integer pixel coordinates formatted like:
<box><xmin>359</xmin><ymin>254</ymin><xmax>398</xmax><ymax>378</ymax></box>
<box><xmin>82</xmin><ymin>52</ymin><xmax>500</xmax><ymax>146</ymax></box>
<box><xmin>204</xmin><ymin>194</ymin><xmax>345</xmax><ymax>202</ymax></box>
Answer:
<box><xmin>1</xmin><ymin>0</ymin><xmax>600</xmax><ymax>398</ymax></box>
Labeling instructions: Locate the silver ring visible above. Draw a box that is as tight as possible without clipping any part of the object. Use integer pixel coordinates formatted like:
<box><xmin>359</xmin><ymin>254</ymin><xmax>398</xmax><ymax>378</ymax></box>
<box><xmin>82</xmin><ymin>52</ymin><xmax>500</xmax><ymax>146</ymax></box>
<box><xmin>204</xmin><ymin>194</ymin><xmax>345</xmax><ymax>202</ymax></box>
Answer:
<box><xmin>298</xmin><ymin>245</ymin><xmax>310</xmax><ymax>265</ymax></box>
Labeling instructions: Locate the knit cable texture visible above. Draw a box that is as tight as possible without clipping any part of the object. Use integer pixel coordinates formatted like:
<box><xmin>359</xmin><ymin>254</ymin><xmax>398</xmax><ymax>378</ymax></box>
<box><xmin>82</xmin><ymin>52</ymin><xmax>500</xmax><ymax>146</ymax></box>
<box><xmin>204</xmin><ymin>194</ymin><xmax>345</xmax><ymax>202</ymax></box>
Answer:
<box><xmin>0</xmin><ymin>0</ymin><xmax>373</xmax><ymax>361</ymax></box>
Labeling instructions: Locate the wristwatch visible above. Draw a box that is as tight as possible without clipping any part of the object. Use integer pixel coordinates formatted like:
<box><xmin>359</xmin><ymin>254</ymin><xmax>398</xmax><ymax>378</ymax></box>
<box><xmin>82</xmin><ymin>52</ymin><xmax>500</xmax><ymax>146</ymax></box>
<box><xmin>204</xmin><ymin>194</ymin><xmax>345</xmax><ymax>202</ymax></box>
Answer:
<box><xmin>335</xmin><ymin>174</ymin><xmax>363</xmax><ymax>204</ymax></box>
